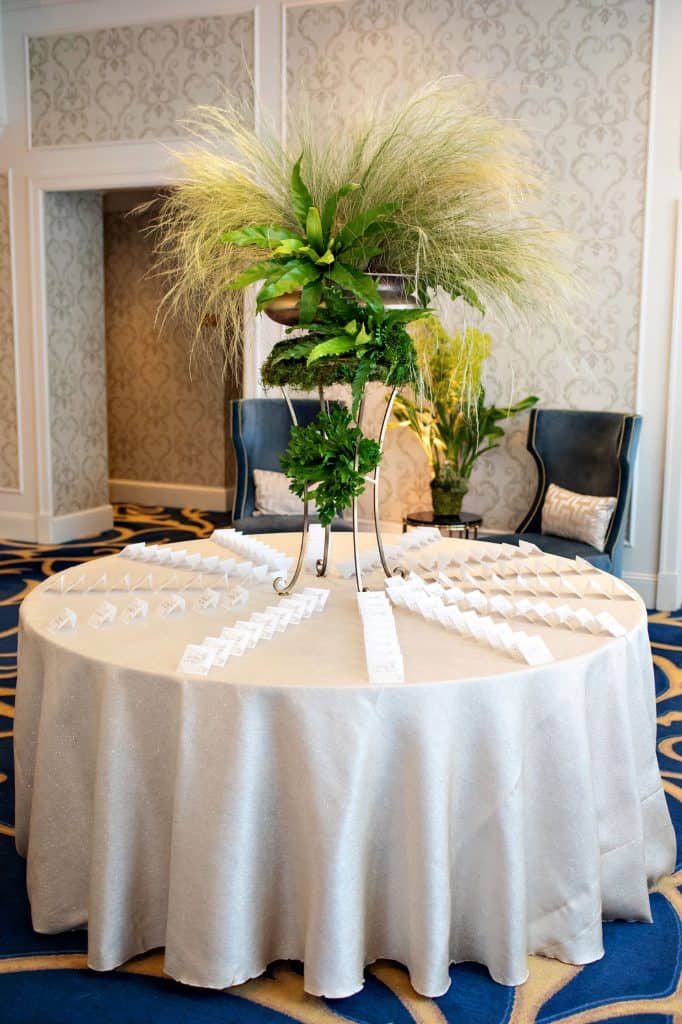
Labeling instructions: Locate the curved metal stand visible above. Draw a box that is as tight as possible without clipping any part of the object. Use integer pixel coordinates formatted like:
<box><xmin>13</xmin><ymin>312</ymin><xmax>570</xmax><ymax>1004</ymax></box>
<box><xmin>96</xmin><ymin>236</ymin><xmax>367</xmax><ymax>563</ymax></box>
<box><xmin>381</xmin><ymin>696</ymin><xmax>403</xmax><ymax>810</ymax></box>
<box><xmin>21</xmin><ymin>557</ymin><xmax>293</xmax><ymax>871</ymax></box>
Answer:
<box><xmin>351</xmin><ymin>395</ymin><xmax>367</xmax><ymax>593</ymax></box>
<box><xmin>274</xmin><ymin>383</ymin><xmax>404</xmax><ymax>594</ymax></box>
<box><xmin>272</xmin><ymin>387</ymin><xmax>311</xmax><ymax>595</ymax></box>
<box><xmin>315</xmin><ymin>385</ymin><xmax>332</xmax><ymax>578</ymax></box>
<box><xmin>373</xmin><ymin>386</ymin><xmax>407</xmax><ymax>580</ymax></box>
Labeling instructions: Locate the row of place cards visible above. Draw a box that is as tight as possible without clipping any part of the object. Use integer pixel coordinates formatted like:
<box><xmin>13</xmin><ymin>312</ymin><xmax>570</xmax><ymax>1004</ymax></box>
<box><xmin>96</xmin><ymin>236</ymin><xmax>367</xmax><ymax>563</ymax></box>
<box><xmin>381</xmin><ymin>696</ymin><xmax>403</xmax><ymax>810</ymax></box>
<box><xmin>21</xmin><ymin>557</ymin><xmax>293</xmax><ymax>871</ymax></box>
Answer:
<box><xmin>210</xmin><ymin>529</ymin><xmax>292</xmax><ymax>573</ymax></box>
<box><xmin>118</xmin><ymin>543</ymin><xmax>291</xmax><ymax>581</ymax></box>
<box><xmin>177</xmin><ymin>587</ymin><xmax>331</xmax><ymax>676</ymax></box>
<box><xmin>337</xmin><ymin>526</ymin><xmax>442</xmax><ymax>579</ymax></box>
<box><xmin>48</xmin><ymin>584</ymin><xmax>251</xmax><ymax>634</ymax></box>
<box><xmin>356</xmin><ymin>591</ymin><xmax>405</xmax><ymax>685</ymax></box>
<box><xmin>419</xmin><ymin>574</ymin><xmax>626</xmax><ymax>637</ymax></box>
<box><xmin>386</xmin><ymin>576</ymin><xmax>555</xmax><ymax>667</ymax></box>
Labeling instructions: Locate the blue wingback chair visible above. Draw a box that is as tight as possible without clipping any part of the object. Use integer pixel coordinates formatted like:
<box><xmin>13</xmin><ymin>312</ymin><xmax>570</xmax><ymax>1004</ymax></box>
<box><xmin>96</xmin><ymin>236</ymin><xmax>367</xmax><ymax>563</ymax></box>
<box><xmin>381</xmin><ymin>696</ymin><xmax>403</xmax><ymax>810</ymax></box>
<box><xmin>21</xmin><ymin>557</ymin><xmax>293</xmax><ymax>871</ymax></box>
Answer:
<box><xmin>231</xmin><ymin>398</ymin><xmax>353</xmax><ymax>534</ymax></box>
<box><xmin>483</xmin><ymin>409</ymin><xmax>641</xmax><ymax>576</ymax></box>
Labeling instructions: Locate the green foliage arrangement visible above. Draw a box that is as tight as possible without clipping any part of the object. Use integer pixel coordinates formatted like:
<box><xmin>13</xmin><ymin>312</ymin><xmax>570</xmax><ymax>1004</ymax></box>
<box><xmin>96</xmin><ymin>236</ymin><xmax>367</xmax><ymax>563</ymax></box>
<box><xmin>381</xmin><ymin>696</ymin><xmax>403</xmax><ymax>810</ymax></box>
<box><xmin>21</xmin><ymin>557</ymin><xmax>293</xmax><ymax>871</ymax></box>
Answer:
<box><xmin>261</xmin><ymin>287</ymin><xmax>426</xmax><ymax>411</ymax></box>
<box><xmin>150</xmin><ymin>79</ymin><xmax>571</xmax><ymax>367</ymax></box>
<box><xmin>223</xmin><ymin>160</ymin><xmax>395</xmax><ymax>323</ymax></box>
<box><xmin>280</xmin><ymin>404</ymin><xmax>381</xmax><ymax>526</ymax></box>
<box><xmin>393</xmin><ymin>318</ymin><xmax>538</xmax><ymax>508</ymax></box>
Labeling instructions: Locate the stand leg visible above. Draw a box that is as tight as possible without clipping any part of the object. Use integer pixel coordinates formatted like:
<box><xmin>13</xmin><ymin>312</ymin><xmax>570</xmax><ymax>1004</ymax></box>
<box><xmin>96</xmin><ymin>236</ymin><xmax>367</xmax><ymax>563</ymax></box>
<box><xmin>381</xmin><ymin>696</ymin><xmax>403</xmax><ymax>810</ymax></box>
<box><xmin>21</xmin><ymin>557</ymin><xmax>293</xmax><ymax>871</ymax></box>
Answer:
<box><xmin>316</xmin><ymin>385</ymin><xmax>331</xmax><ymax>578</ymax></box>
<box><xmin>273</xmin><ymin>487</ymin><xmax>311</xmax><ymax>595</ymax></box>
<box><xmin>352</xmin><ymin>395</ymin><xmax>367</xmax><ymax>593</ymax></box>
<box><xmin>316</xmin><ymin>524</ymin><xmax>331</xmax><ymax>577</ymax></box>
<box><xmin>374</xmin><ymin>386</ymin><xmax>406</xmax><ymax>579</ymax></box>
<box><xmin>273</xmin><ymin>387</ymin><xmax>310</xmax><ymax>595</ymax></box>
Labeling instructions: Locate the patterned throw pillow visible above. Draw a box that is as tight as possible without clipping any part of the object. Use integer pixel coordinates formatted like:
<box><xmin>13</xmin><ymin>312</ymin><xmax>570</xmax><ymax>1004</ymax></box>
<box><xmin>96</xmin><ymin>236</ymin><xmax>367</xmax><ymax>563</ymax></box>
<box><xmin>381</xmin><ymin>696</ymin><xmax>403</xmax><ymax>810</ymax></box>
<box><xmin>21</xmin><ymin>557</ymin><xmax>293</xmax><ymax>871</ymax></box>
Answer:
<box><xmin>541</xmin><ymin>483</ymin><xmax>618</xmax><ymax>552</ymax></box>
<box><xmin>253</xmin><ymin>469</ymin><xmax>318</xmax><ymax>516</ymax></box>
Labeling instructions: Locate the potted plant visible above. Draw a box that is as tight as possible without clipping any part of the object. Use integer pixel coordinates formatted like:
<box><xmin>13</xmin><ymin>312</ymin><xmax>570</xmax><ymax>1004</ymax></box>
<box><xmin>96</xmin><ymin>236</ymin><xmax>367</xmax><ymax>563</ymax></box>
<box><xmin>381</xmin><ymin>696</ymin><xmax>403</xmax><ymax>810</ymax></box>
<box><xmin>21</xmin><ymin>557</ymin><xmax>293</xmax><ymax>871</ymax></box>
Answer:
<box><xmin>149</xmin><ymin>80</ymin><xmax>568</xmax><ymax>589</ymax></box>
<box><xmin>392</xmin><ymin>317</ymin><xmax>538</xmax><ymax>516</ymax></box>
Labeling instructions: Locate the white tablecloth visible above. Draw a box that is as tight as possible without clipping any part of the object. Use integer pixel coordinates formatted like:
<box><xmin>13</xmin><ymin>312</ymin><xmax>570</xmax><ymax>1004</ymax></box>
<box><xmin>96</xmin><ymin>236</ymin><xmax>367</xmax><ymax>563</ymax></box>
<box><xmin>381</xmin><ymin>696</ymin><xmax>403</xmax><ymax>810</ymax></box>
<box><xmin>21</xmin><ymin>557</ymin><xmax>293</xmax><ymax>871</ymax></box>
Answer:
<box><xmin>14</xmin><ymin>534</ymin><xmax>676</xmax><ymax>997</ymax></box>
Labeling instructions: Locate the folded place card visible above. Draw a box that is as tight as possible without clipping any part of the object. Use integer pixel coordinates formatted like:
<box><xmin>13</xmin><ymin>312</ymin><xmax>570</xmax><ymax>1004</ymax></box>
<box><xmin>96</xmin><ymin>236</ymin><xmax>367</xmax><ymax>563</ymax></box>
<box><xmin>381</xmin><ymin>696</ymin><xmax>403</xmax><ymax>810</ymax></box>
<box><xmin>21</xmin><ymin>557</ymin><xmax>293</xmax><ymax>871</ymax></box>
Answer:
<box><xmin>85</xmin><ymin>574</ymin><xmax>109</xmax><ymax>594</ymax></box>
<box><xmin>303</xmin><ymin>586</ymin><xmax>331</xmax><ymax>612</ymax></box>
<box><xmin>193</xmin><ymin>588</ymin><xmax>221</xmax><ymax>613</ymax></box>
<box><xmin>251</xmin><ymin>611</ymin><xmax>277</xmax><ymax>640</ymax></box>
<box><xmin>63</xmin><ymin>574</ymin><xmax>86</xmax><ymax>594</ymax></box>
<box><xmin>177</xmin><ymin>644</ymin><xmax>216</xmax><ymax>677</ymax></box>
<box><xmin>203</xmin><ymin>636</ymin><xmax>234</xmax><ymax>666</ymax></box>
<box><xmin>121</xmin><ymin>597</ymin><xmax>149</xmax><ymax>624</ymax></box>
<box><xmin>222</xmin><ymin>585</ymin><xmax>249</xmax><ymax>609</ymax></box>
<box><xmin>88</xmin><ymin>601</ymin><xmax>117</xmax><ymax>629</ymax></box>
<box><xmin>596</xmin><ymin>611</ymin><xmax>627</xmax><ymax>636</ymax></box>
<box><xmin>266</xmin><ymin>605</ymin><xmax>294</xmax><ymax>631</ymax></box>
<box><xmin>49</xmin><ymin>608</ymin><xmax>77</xmax><ymax>632</ymax></box>
<box><xmin>120</xmin><ymin>542</ymin><xmax>146</xmax><ymax>559</ymax></box>
<box><xmin>235</xmin><ymin>619</ymin><xmax>264</xmax><ymax>647</ymax></box>
<box><xmin>158</xmin><ymin>593</ymin><xmax>186</xmax><ymax>618</ymax></box>
<box><xmin>220</xmin><ymin>626</ymin><xmax>250</xmax><ymax>657</ymax></box>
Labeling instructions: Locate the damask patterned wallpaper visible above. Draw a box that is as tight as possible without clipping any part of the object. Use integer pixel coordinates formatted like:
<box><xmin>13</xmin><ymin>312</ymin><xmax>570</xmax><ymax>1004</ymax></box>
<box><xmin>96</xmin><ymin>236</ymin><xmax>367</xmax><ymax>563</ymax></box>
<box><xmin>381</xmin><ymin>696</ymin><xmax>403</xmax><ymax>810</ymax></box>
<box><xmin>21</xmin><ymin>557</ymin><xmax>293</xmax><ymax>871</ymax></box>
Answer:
<box><xmin>45</xmin><ymin>191</ymin><xmax>109</xmax><ymax>516</ymax></box>
<box><xmin>0</xmin><ymin>175</ymin><xmax>19</xmax><ymax>490</ymax></box>
<box><xmin>286</xmin><ymin>0</ymin><xmax>653</xmax><ymax>527</ymax></box>
<box><xmin>28</xmin><ymin>12</ymin><xmax>254</xmax><ymax>147</ymax></box>
<box><xmin>104</xmin><ymin>206</ymin><xmax>233</xmax><ymax>491</ymax></box>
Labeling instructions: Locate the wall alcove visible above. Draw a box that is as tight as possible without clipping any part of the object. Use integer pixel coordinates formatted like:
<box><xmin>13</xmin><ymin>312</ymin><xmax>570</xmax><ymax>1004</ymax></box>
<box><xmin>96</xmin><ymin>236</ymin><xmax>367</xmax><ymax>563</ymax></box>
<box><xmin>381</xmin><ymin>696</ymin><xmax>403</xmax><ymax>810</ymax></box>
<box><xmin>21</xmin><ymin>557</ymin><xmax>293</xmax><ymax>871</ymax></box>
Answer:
<box><xmin>42</xmin><ymin>186</ymin><xmax>239</xmax><ymax>529</ymax></box>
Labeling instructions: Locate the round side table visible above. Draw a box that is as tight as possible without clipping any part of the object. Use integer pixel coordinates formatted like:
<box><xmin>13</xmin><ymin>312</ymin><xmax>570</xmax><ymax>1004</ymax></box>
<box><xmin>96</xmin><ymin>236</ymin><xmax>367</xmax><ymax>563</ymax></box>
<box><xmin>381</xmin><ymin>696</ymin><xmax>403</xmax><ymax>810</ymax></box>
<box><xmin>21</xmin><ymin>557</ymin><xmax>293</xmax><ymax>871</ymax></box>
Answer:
<box><xmin>403</xmin><ymin>509</ymin><xmax>483</xmax><ymax>539</ymax></box>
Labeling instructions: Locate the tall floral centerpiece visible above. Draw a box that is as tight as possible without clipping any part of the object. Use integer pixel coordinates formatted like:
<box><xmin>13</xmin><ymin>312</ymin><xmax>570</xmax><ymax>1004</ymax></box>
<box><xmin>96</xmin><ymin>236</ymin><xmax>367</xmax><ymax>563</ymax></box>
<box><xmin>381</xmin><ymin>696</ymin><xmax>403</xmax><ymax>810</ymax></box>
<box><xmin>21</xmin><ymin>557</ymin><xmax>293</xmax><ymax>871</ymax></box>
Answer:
<box><xmin>151</xmin><ymin>80</ymin><xmax>570</xmax><ymax>591</ymax></box>
<box><xmin>393</xmin><ymin>317</ymin><xmax>538</xmax><ymax>516</ymax></box>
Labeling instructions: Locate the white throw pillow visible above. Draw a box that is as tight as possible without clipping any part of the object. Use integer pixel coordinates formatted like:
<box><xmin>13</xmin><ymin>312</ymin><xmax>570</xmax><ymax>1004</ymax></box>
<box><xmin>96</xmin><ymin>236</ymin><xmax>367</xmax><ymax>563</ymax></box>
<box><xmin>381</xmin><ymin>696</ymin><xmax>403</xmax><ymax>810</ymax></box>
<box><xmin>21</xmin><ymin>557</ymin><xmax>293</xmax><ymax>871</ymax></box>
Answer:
<box><xmin>541</xmin><ymin>483</ymin><xmax>617</xmax><ymax>552</ymax></box>
<box><xmin>253</xmin><ymin>469</ymin><xmax>317</xmax><ymax>516</ymax></box>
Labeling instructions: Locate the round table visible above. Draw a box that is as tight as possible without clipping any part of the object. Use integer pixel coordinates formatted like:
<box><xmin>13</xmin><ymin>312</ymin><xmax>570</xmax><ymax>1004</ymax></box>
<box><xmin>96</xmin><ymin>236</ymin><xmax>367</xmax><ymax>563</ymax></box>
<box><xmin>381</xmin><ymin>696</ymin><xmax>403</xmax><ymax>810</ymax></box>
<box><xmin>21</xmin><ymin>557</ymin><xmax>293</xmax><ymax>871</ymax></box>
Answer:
<box><xmin>404</xmin><ymin>510</ymin><xmax>483</xmax><ymax>539</ymax></box>
<box><xmin>13</xmin><ymin>533</ymin><xmax>676</xmax><ymax>998</ymax></box>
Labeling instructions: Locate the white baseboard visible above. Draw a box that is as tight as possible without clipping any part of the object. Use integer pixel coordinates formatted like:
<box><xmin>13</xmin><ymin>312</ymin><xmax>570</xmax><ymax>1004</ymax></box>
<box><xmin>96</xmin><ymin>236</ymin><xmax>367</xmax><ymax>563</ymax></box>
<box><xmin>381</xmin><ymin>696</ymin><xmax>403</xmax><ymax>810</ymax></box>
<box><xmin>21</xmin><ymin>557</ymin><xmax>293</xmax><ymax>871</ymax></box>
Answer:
<box><xmin>0</xmin><ymin>510</ymin><xmax>40</xmax><ymax>542</ymax></box>
<box><xmin>655</xmin><ymin>571</ymin><xmax>682</xmax><ymax>612</ymax></box>
<box><xmin>623</xmin><ymin>571</ymin><xmax>658</xmax><ymax>608</ymax></box>
<box><xmin>109</xmin><ymin>478</ymin><xmax>232</xmax><ymax>513</ymax></box>
<box><xmin>36</xmin><ymin>504</ymin><xmax>114</xmax><ymax>544</ymax></box>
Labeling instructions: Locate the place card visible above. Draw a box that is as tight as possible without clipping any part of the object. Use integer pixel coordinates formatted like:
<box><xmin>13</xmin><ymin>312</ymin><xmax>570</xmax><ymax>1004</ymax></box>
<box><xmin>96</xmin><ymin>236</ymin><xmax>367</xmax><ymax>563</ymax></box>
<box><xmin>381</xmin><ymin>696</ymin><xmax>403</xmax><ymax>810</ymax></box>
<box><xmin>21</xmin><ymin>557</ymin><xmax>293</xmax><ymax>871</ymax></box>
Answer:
<box><xmin>88</xmin><ymin>601</ymin><xmax>118</xmax><ymax>629</ymax></box>
<box><xmin>177</xmin><ymin>644</ymin><xmax>216</xmax><ymax>677</ymax></box>
<box><xmin>518</xmin><ymin>540</ymin><xmax>541</xmax><ymax>555</ymax></box>
<box><xmin>120</xmin><ymin>542</ymin><xmax>146</xmax><ymax>559</ymax></box>
<box><xmin>222</xmin><ymin>585</ymin><xmax>249</xmax><ymax>609</ymax></box>
<box><xmin>266</xmin><ymin>605</ymin><xmax>294</xmax><ymax>631</ymax></box>
<box><xmin>121</xmin><ymin>597</ymin><xmax>149</xmax><ymax>624</ymax></box>
<box><xmin>596</xmin><ymin>611</ymin><xmax>627</xmax><ymax>637</ymax></box>
<box><xmin>235</xmin><ymin>619</ymin><xmax>264</xmax><ymax>647</ymax></box>
<box><xmin>193</xmin><ymin>588</ymin><xmax>221</xmax><ymax>613</ymax></box>
<box><xmin>305</xmin><ymin>523</ymin><xmax>326</xmax><ymax>571</ymax></box>
<box><xmin>489</xmin><ymin>594</ymin><xmax>514</xmax><ymax>617</ymax></box>
<box><xmin>199</xmin><ymin>555</ymin><xmax>221</xmax><ymax>573</ymax></box>
<box><xmin>220</xmin><ymin>626</ymin><xmax>250</xmax><ymax>656</ymax></box>
<box><xmin>251</xmin><ymin>611</ymin><xmax>278</xmax><ymax>640</ymax></box>
<box><xmin>130</xmin><ymin>573</ymin><xmax>154</xmax><ymax>592</ymax></box>
<box><xmin>158</xmin><ymin>593</ymin><xmax>186</xmax><ymax>618</ymax></box>
<box><xmin>85</xmin><ymin>573</ymin><xmax>109</xmax><ymax>593</ymax></box>
<box><xmin>49</xmin><ymin>607</ymin><xmax>77</xmax><ymax>632</ymax></box>
<box><xmin>303</xmin><ymin>586</ymin><xmax>331</xmax><ymax>612</ymax></box>
<box><xmin>203</xmin><ymin>636</ymin><xmax>234</xmax><ymax>666</ymax></box>
<box><xmin>63</xmin><ymin>574</ymin><xmax>86</xmax><ymax>594</ymax></box>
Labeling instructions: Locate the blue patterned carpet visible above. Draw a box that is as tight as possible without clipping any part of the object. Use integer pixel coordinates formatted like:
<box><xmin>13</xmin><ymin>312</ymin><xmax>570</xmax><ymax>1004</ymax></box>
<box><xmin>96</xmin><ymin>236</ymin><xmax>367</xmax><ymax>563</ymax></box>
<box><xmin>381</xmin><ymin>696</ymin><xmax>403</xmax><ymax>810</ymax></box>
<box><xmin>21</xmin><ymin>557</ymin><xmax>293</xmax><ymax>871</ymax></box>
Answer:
<box><xmin>0</xmin><ymin>505</ymin><xmax>680</xmax><ymax>1023</ymax></box>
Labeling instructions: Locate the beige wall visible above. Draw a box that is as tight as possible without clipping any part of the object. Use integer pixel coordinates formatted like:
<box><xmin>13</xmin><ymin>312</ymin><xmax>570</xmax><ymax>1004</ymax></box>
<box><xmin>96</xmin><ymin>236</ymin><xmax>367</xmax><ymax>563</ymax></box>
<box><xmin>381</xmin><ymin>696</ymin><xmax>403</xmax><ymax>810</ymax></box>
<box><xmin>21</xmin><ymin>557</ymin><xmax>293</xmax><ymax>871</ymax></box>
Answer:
<box><xmin>286</xmin><ymin>0</ymin><xmax>653</xmax><ymax>528</ymax></box>
<box><xmin>44</xmin><ymin>190</ymin><xmax>109</xmax><ymax>517</ymax></box>
<box><xmin>28</xmin><ymin>12</ymin><xmax>254</xmax><ymax>147</ymax></box>
<box><xmin>103</xmin><ymin>201</ymin><xmax>235</xmax><ymax>494</ymax></box>
<box><xmin>0</xmin><ymin>174</ymin><xmax>18</xmax><ymax>490</ymax></box>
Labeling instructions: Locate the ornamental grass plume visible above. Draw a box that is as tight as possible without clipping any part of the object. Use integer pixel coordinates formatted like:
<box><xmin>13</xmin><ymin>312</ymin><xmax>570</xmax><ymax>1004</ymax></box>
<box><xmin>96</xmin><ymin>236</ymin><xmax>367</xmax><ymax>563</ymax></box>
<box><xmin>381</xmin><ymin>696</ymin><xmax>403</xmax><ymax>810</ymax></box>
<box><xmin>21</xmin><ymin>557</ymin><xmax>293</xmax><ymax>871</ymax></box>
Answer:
<box><xmin>148</xmin><ymin>78</ymin><xmax>573</xmax><ymax>369</ymax></box>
